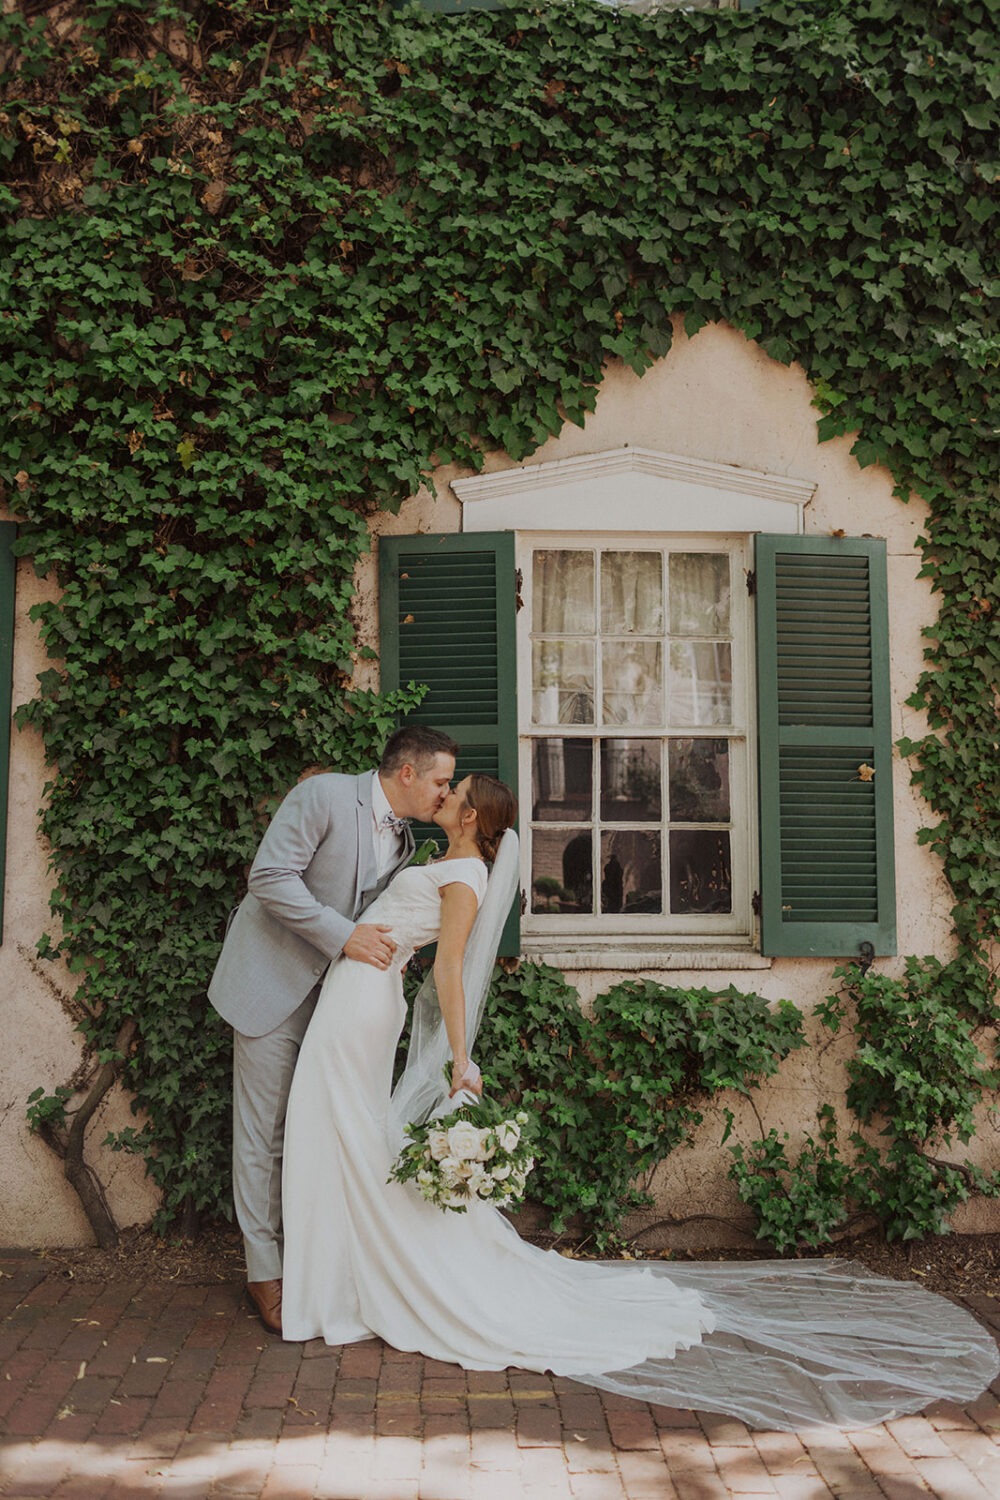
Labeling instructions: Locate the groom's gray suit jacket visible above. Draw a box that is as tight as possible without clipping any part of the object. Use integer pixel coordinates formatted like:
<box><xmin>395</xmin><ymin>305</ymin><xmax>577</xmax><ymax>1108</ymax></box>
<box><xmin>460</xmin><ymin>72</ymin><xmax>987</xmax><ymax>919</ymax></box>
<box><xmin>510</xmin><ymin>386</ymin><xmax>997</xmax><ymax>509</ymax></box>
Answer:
<box><xmin>209</xmin><ymin>770</ymin><xmax>414</xmax><ymax>1038</ymax></box>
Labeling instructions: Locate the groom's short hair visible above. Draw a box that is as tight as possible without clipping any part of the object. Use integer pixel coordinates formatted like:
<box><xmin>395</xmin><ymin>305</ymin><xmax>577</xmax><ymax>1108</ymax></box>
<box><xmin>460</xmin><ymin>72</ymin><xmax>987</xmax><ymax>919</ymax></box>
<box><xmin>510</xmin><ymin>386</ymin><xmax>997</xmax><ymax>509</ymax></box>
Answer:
<box><xmin>380</xmin><ymin>725</ymin><xmax>459</xmax><ymax>776</ymax></box>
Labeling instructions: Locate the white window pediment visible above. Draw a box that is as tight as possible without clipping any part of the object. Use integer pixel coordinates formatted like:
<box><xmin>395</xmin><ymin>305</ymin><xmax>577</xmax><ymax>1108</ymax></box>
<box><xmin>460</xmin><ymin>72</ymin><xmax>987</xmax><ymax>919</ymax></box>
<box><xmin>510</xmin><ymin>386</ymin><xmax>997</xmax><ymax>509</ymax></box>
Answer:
<box><xmin>453</xmin><ymin>447</ymin><xmax>815</xmax><ymax>535</ymax></box>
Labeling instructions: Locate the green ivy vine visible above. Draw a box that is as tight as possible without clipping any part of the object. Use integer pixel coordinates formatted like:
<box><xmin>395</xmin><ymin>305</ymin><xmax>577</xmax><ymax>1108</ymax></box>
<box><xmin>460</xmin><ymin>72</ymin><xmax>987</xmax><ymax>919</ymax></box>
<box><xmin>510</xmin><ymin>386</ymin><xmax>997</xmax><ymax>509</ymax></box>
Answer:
<box><xmin>729</xmin><ymin>954</ymin><xmax>1000</xmax><ymax>1250</ymax></box>
<box><xmin>1</xmin><ymin>0</ymin><xmax>997</xmax><ymax>1245</ymax></box>
<box><xmin>477</xmin><ymin>968</ymin><xmax>805</xmax><ymax>1245</ymax></box>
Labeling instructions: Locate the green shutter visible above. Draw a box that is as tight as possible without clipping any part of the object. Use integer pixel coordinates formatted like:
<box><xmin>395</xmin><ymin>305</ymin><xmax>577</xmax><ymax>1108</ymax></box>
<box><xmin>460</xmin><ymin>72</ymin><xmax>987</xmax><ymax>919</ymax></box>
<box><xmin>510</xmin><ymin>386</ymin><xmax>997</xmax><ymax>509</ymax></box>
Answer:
<box><xmin>756</xmin><ymin>534</ymin><xmax>896</xmax><ymax>957</ymax></box>
<box><xmin>0</xmin><ymin>524</ymin><xmax>15</xmax><ymax>943</ymax></box>
<box><xmin>379</xmin><ymin>531</ymin><xmax>520</xmax><ymax>953</ymax></box>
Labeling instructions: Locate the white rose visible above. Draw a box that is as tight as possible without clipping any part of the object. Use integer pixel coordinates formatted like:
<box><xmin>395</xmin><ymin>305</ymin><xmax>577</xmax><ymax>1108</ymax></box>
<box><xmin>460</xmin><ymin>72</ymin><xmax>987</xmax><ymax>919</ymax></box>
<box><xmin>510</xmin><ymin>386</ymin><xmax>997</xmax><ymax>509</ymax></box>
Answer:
<box><xmin>496</xmin><ymin>1122</ymin><xmax>521</xmax><ymax>1152</ymax></box>
<box><xmin>447</xmin><ymin>1121</ymin><xmax>484</xmax><ymax>1161</ymax></box>
<box><xmin>490</xmin><ymin>1162</ymin><xmax>512</xmax><ymax>1182</ymax></box>
<box><xmin>427</xmin><ymin>1129</ymin><xmax>451</xmax><ymax>1162</ymax></box>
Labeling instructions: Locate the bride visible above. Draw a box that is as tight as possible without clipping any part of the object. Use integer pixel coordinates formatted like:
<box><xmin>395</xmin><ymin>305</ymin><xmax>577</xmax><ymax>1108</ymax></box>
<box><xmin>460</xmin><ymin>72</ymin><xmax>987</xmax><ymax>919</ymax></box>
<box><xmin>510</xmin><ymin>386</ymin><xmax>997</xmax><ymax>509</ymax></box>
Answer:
<box><xmin>280</xmin><ymin>774</ymin><xmax>998</xmax><ymax>1431</ymax></box>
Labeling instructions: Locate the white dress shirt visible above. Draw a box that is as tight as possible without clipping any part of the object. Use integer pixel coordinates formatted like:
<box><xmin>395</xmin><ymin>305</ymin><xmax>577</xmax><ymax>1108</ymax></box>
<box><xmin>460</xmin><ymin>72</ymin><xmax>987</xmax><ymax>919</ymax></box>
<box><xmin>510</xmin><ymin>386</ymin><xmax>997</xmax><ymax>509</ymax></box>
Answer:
<box><xmin>371</xmin><ymin>771</ymin><xmax>405</xmax><ymax>879</ymax></box>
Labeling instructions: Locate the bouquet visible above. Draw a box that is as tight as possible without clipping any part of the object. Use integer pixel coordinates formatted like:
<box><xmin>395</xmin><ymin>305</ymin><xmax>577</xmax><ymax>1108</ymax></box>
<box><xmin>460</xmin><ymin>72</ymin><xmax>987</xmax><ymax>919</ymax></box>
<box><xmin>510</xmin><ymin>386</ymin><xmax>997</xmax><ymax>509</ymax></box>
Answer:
<box><xmin>389</xmin><ymin>1091</ymin><xmax>537</xmax><ymax>1214</ymax></box>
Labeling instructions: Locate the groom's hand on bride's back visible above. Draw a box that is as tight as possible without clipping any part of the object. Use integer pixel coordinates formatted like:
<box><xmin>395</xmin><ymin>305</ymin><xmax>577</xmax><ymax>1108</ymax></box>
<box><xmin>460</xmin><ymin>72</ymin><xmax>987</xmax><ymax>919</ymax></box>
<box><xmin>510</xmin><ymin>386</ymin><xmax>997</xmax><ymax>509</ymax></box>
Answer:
<box><xmin>344</xmin><ymin>923</ymin><xmax>397</xmax><ymax>969</ymax></box>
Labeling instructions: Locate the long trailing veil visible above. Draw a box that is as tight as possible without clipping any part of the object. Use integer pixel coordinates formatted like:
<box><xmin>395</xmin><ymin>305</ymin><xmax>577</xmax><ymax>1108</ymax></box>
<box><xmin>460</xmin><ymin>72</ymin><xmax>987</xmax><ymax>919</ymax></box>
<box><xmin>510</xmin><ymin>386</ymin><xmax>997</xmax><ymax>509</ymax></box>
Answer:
<box><xmin>389</xmin><ymin>827</ymin><xmax>520</xmax><ymax>1139</ymax></box>
<box><xmin>388</xmin><ymin>828</ymin><xmax>999</xmax><ymax>1429</ymax></box>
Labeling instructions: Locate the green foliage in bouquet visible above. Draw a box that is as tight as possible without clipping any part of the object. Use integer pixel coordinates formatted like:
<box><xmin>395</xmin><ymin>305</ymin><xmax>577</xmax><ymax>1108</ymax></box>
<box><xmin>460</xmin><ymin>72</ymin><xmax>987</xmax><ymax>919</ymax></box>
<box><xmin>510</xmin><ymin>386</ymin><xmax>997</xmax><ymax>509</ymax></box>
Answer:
<box><xmin>388</xmin><ymin>1088</ymin><xmax>537</xmax><ymax>1214</ymax></box>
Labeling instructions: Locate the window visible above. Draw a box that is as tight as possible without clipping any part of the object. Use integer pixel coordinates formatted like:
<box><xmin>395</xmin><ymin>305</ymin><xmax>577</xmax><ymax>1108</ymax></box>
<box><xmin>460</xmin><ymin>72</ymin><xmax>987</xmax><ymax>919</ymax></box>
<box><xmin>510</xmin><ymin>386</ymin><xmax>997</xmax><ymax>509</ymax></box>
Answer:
<box><xmin>379</xmin><ymin>451</ymin><xmax>896</xmax><ymax>962</ymax></box>
<box><xmin>522</xmin><ymin>538</ymin><xmax>752</xmax><ymax>945</ymax></box>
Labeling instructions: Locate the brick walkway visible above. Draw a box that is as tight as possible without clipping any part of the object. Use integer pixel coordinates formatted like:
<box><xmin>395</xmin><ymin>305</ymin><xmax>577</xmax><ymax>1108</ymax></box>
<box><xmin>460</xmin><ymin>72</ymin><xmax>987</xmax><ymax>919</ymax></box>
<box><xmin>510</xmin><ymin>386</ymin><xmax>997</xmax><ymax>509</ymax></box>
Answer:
<box><xmin>1</xmin><ymin>1251</ymin><xmax>998</xmax><ymax>1499</ymax></box>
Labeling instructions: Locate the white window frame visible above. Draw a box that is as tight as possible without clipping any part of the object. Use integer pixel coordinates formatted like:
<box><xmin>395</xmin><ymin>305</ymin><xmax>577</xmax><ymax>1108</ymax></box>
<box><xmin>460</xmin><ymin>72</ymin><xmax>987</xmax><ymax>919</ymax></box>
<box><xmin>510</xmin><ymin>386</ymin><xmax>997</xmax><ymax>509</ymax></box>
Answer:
<box><xmin>517</xmin><ymin>531</ymin><xmax>755</xmax><ymax>954</ymax></box>
<box><xmin>453</xmin><ymin>447</ymin><xmax>815</xmax><ymax>966</ymax></box>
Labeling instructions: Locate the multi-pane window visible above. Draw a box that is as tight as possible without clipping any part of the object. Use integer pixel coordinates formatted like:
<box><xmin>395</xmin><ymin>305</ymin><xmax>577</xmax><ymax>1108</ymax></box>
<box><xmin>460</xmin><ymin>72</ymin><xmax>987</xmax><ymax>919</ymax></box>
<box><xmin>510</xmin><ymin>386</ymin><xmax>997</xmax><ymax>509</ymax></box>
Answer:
<box><xmin>521</xmin><ymin>539</ymin><xmax>751</xmax><ymax>940</ymax></box>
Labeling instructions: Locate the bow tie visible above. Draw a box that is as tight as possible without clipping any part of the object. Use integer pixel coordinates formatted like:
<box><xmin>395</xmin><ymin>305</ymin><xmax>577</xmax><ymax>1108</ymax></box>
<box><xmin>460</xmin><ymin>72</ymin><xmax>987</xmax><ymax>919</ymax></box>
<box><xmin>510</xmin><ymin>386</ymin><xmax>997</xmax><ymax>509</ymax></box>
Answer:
<box><xmin>379</xmin><ymin>811</ymin><xmax>409</xmax><ymax>835</ymax></box>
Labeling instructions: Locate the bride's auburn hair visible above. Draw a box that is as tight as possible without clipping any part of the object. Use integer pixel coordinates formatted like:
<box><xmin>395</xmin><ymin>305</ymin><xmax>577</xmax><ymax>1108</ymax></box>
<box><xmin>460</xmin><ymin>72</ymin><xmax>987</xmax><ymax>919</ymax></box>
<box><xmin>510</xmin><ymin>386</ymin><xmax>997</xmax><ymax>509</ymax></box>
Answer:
<box><xmin>463</xmin><ymin>775</ymin><xmax>517</xmax><ymax>864</ymax></box>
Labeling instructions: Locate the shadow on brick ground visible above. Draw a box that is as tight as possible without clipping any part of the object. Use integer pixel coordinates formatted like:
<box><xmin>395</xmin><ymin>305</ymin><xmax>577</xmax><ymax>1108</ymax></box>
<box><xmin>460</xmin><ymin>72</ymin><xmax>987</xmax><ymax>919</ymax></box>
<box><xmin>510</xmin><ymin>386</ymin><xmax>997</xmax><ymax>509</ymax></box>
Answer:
<box><xmin>2</xmin><ymin>1251</ymin><xmax>999</xmax><ymax>1499</ymax></box>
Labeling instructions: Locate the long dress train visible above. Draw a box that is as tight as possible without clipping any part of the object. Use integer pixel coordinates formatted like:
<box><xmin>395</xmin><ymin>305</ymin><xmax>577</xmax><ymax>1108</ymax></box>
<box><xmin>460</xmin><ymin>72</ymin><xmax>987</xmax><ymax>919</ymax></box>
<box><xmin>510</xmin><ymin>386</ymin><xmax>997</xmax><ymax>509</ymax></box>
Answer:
<box><xmin>281</xmin><ymin>859</ymin><xmax>999</xmax><ymax>1431</ymax></box>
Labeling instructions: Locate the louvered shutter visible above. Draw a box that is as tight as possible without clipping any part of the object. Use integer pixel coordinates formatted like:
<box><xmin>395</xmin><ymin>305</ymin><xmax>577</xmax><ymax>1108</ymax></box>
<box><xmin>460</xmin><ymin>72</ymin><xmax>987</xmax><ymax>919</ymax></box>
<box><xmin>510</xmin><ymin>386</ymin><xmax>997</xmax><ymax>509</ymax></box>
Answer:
<box><xmin>0</xmin><ymin>524</ymin><xmax>14</xmax><ymax>942</ymax></box>
<box><xmin>755</xmin><ymin>535</ymin><xmax>896</xmax><ymax>957</ymax></box>
<box><xmin>379</xmin><ymin>531</ymin><xmax>520</xmax><ymax>952</ymax></box>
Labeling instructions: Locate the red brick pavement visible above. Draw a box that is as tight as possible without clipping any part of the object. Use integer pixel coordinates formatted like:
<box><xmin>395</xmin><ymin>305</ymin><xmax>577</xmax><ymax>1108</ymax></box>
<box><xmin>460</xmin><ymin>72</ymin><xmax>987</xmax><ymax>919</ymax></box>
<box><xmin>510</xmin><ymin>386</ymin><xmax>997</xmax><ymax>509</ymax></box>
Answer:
<box><xmin>0</xmin><ymin>1251</ymin><xmax>998</xmax><ymax>1499</ymax></box>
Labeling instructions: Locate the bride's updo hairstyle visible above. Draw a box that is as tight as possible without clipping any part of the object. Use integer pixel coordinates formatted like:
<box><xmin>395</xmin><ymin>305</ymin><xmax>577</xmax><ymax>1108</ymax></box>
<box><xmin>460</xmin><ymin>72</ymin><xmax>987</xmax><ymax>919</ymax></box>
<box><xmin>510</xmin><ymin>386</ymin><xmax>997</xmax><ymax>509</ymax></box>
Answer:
<box><xmin>463</xmin><ymin>775</ymin><xmax>517</xmax><ymax>864</ymax></box>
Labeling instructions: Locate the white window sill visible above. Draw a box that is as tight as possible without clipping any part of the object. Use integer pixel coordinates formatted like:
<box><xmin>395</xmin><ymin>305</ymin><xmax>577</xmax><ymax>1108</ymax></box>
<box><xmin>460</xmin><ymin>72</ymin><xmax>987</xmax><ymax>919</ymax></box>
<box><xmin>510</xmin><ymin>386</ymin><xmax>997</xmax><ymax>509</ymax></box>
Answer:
<box><xmin>519</xmin><ymin>944</ymin><xmax>772</xmax><ymax>972</ymax></box>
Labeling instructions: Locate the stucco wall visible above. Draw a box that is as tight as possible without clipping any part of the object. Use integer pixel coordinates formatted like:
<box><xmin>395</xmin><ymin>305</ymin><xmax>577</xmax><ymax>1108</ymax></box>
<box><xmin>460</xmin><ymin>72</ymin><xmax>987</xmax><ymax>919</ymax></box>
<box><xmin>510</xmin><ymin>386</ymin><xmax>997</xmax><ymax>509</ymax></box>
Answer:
<box><xmin>0</xmin><ymin>551</ymin><xmax>160</xmax><ymax>1246</ymax></box>
<box><xmin>4</xmin><ymin>318</ymin><xmax>996</xmax><ymax>1246</ymax></box>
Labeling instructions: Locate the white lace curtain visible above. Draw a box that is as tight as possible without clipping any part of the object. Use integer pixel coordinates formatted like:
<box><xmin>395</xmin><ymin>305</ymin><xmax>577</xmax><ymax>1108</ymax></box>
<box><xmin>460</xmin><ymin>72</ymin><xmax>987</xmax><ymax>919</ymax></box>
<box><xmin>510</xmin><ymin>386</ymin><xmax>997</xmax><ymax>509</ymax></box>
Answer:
<box><xmin>532</xmin><ymin>550</ymin><xmax>731</xmax><ymax>728</ymax></box>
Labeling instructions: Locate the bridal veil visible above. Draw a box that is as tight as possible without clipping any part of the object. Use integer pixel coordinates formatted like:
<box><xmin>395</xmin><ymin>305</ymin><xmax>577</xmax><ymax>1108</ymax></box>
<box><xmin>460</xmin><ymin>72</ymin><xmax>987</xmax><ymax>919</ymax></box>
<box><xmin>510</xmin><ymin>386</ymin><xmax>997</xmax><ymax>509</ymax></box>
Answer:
<box><xmin>388</xmin><ymin>830</ymin><xmax>998</xmax><ymax>1428</ymax></box>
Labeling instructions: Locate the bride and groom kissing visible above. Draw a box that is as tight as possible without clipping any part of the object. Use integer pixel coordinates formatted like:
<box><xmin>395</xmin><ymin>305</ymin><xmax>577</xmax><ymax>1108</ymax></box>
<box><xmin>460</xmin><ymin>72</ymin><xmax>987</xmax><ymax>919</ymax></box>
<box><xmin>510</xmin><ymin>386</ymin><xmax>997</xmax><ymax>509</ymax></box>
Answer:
<box><xmin>209</xmin><ymin>725</ymin><xmax>478</xmax><ymax>1330</ymax></box>
<box><xmin>208</xmin><ymin>725</ymin><xmax>998</xmax><ymax>1430</ymax></box>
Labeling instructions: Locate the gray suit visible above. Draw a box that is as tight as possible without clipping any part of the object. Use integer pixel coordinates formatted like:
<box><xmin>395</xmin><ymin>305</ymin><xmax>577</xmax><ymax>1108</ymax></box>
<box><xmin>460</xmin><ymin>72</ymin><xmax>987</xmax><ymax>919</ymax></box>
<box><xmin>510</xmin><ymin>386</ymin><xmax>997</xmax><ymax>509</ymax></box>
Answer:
<box><xmin>209</xmin><ymin>769</ymin><xmax>414</xmax><ymax>1279</ymax></box>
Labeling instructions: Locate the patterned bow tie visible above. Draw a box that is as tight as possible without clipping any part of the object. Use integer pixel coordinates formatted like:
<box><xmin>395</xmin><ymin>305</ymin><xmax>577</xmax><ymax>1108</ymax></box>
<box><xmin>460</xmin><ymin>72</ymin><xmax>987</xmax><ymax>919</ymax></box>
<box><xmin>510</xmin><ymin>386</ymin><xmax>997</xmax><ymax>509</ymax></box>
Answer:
<box><xmin>379</xmin><ymin>811</ymin><xmax>409</xmax><ymax>835</ymax></box>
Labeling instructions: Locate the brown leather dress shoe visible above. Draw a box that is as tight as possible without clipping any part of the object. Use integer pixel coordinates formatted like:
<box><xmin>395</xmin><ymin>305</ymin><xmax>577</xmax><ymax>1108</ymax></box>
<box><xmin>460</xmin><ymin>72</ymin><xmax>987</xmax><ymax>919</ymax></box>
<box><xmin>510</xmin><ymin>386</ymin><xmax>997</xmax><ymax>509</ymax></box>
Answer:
<box><xmin>246</xmin><ymin>1278</ymin><xmax>282</xmax><ymax>1334</ymax></box>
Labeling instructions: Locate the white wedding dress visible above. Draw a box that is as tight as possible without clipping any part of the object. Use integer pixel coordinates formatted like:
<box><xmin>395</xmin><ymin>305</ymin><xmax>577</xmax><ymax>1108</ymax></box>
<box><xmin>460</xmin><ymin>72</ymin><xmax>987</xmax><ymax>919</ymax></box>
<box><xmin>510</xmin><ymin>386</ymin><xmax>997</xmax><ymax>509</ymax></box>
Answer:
<box><xmin>281</xmin><ymin>858</ymin><xmax>999</xmax><ymax>1430</ymax></box>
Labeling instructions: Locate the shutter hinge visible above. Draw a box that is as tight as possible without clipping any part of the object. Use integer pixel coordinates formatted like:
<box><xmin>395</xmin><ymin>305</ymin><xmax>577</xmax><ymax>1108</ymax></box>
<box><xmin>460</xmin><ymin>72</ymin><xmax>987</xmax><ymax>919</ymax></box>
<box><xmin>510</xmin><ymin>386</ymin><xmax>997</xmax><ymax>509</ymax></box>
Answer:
<box><xmin>515</xmin><ymin>567</ymin><xmax>524</xmax><ymax>612</ymax></box>
<box><xmin>520</xmin><ymin>888</ymin><xmax>527</xmax><ymax>916</ymax></box>
<box><xmin>751</xmin><ymin>890</ymin><xmax>762</xmax><ymax>916</ymax></box>
<box><xmin>745</xmin><ymin>569</ymin><xmax>757</xmax><ymax>596</ymax></box>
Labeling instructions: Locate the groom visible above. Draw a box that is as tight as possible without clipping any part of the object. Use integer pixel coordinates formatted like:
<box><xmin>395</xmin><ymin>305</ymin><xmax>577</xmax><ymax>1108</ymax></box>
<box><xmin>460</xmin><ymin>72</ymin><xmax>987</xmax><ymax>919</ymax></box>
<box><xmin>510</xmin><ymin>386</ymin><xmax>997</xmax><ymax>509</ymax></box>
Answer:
<box><xmin>209</xmin><ymin>725</ymin><xmax>458</xmax><ymax>1333</ymax></box>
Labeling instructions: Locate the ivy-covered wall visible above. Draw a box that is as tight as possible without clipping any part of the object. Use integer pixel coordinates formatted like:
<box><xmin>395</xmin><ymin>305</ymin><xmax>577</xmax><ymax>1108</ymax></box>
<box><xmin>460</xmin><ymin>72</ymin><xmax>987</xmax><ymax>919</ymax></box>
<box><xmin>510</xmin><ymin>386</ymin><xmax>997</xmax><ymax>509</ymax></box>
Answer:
<box><xmin>1</xmin><ymin>0</ymin><xmax>997</xmax><ymax>1247</ymax></box>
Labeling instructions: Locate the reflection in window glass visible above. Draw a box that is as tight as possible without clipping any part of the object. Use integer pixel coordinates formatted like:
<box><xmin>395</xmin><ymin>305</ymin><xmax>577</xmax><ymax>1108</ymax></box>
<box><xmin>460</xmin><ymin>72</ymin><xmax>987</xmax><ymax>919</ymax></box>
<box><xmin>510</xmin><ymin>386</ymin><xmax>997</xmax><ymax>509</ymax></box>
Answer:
<box><xmin>532</xmin><ymin>640</ymin><xmax>595</xmax><ymax>724</ymax></box>
<box><xmin>527</xmin><ymin>543</ymin><xmax>742</xmax><ymax>934</ymax></box>
<box><xmin>602</xmin><ymin>641</ymin><xmax>663</xmax><ymax>725</ymax></box>
<box><xmin>600</xmin><ymin>739</ymin><xmax>661</xmax><ymax>821</ymax></box>
<box><xmin>668</xmin><ymin>740</ymin><xmax>730</xmax><ymax>822</ymax></box>
<box><xmin>533</xmin><ymin>551</ymin><xmax>594</xmax><ymax>634</ymax></box>
<box><xmin>532</xmin><ymin>739</ymin><xmax>593</xmax><ymax>822</ymax></box>
<box><xmin>668</xmin><ymin>641</ymin><xmax>732</xmax><ymax>725</ymax></box>
<box><xmin>600</xmin><ymin>830</ymin><xmax>662</xmax><ymax>914</ymax></box>
<box><xmin>601</xmin><ymin>551</ymin><xmax>663</xmax><ymax>635</ymax></box>
<box><xmin>669</xmin><ymin>830</ymin><xmax>732</xmax><ymax>913</ymax></box>
<box><xmin>669</xmin><ymin>553</ymin><xmax>731</xmax><ymax>636</ymax></box>
<box><xmin>532</xmin><ymin>827</ymin><xmax>593</xmax><ymax>914</ymax></box>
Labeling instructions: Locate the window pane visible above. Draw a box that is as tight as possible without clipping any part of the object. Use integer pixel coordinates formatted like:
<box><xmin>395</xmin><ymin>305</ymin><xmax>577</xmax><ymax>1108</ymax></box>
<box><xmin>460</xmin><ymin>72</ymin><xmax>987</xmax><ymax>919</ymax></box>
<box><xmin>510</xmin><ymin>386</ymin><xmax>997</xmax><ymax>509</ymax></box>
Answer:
<box><xmin>668</xmin><ymin>739</ymin><xmax>730</xmax><ymax>822</ymax></box>
<box><xmin>600</xmin><ymin>739</ymin><xmax>661</xmax><ymax>821</ymax></box>
<box><xmin>601</xmin><ymin>641</ymin><xmax>662</xmax><ymax>725</ymax></box>
<box><xmin>532</xmin><ymin>640</ymin><xmax>595</xmax><ymax>724</ymax></box>
<box><xmin>669</xmin><ymin>553</ymin><xmax>731</xmax><ymax>636</ymax></box>
<box><xmin>600</xmin><ymin>831</ymin><xmax>662</xmax><ymax>914</ymax></box>
<box><xmin>669</xmin><ymin>830</ymin><xmax>732</xmax><ymax>913</ymax></box>
<box><xmin>532</xmin><ymin>738</ymin><xmax>592</xmax><ymax>822</ymax></box>
<box><xmin>532</xmin><ymin>828</ymin><xmax>592</xmax><ymax>913</ymax></box>
<box><xmin>533</xmin><ymin>550</ymin><xmax>594</xmax><ymax>634</ymax></box>
<box><xmin>668</xmin><ymin>642</ymin><xmax>732</xmax><ymax>725</ymax></box>
<box><xmin>601</xmin><ymin>551</ymin><xmax>663</xmax><ymax>634</ymax></box>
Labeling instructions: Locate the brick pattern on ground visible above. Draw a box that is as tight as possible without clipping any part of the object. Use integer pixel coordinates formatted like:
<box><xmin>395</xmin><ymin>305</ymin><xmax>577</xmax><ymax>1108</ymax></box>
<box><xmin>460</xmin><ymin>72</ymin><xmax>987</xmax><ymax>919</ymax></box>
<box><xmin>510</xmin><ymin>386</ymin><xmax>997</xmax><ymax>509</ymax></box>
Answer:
<box><xmin>1</xmin><ymin>1253</ymin><xmax>998</xmax><ymax>1500</ymax></box>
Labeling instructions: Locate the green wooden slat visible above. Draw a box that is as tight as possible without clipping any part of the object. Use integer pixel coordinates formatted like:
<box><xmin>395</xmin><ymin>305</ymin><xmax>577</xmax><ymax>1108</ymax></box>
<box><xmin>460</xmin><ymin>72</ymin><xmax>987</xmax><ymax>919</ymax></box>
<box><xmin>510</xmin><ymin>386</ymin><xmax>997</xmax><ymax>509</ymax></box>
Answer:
<box><xmin>379</xmin><ymin>531</ymin><xmax>520</xmax><ymax>954</ymax></box>
<box><xmin>0</xmin><ymin>524</ymin><xmax>14</xmax><ymax>943</ymax></box>
<box><xmin>756</xmin><ymin>535</ymin><xmax>896</xmax><ymax>957</ymax></box>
